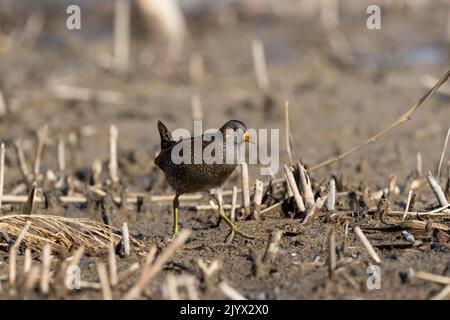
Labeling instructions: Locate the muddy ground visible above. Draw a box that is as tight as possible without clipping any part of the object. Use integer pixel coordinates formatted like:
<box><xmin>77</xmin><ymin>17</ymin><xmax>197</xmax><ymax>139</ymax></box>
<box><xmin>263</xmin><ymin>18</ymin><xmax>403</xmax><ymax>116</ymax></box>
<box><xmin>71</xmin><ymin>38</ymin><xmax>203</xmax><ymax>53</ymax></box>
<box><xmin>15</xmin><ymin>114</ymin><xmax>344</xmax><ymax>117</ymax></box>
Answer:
<box><xmin>0</xmin><ymin>1</ymin><xmax>449</xmax><ymax>299</ymax></box>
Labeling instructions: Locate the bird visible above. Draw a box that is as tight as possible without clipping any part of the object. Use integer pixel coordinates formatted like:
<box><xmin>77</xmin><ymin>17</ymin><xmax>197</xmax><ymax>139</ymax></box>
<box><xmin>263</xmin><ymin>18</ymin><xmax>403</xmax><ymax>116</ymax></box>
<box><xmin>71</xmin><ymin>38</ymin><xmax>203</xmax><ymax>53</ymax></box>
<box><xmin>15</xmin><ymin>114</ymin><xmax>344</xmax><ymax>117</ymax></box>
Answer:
<box><xmin>154</xmin><ymin>120</ymin><xmax>254</xmax><ymax>242</ymax></box>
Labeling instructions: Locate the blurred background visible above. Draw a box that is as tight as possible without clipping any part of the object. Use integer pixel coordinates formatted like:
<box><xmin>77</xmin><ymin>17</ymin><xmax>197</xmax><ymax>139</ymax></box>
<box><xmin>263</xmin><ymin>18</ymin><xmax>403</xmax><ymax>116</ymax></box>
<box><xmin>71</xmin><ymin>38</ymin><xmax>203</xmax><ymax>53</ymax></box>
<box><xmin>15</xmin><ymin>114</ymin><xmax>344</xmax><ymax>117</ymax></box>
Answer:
<box><xmin>0</xmin><ymin>0</ymin><xmax>450</xmax><ymax>192</ymax></box>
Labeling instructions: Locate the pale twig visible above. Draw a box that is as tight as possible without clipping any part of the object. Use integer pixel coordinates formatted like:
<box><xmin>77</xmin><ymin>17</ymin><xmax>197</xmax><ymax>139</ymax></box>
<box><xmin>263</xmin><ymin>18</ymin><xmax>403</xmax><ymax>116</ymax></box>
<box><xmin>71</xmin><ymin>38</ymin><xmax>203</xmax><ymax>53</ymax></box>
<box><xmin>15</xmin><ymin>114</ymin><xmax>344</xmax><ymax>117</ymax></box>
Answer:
<box><xmin>24</xmin><ymin>248</ymin><xmax>32</xmax><ymax>274</ymax></box>
<box><xmin>299</xmin><ymin>164</ymin><xmax>314</xmax><ymax>209</ymax></box>
<box><xmin>253</xmin><ymin>179</ymin><xmax>263</xmax><ymax>220</ymax></box>
<box><xmin>52</xmin><ymin>85</ymin><xmax>128</xmax><ymax>105</ymax></box>
<box><xmin>285</xmin><ymin>101</ymin><xmax>294</xmax><ymax>165</ymax></box>
<box><xmin>354</xmin><ymin>226</ymin><xmax>381</xmax><ymax>264</ymax></box>
<box><xmin>109</xmin><ymin>125</ymin><xmax>119</xmax><ymax>183</ymax></box>
<box><xmin>108</xmin><ymin>240</ymin><xmax>118</xmax><ymax>287</ymax></box>
<box><xmin>416</xmin><ymin>271</ymin><xmax>450</xmax><ymax>285</ymax></box>
<box><xmin>310</xmin><ymin>69</ymin><xmax>450</xmax><ymax>171</ymax></box>
<box><xmin>122</xmin><ymin>222</ymin><xmax>131</xmax><ymax>256</ymax></box>
<box><xmin>124</xmin><ymin>230</ymin><xmax>190</xmax><ymax>300</ymax></box>
<box><xmin>402</xmin><ymin>190</ymin><xmax>413</xmax><ymax>221</ymax></box>
<box><xmin>284</xmin><ymin>165</ymin><xmax>305</xmax><ymax>211</ymax></box>
<box><xmin>40</xmin><ymin>244</ymin><xmax>52</xmax><ymax>294</ymax></box>
<box><xmin>241</xmin><ymin>163</ymin><xmax>251</xmax><ymax>215</ymax></box>
<box><xmin>191</xmin><ymin>92</ymin><xmax>203</xmax><ymax>122</ymax></box>
<box><xmin>328</xmin><ymin>229</ymin><xmax>336</xmax><ymax>277</ymax></box>
<box><xmin>14</xmin><ymin>139</ymin><xmax>31</xmax><ymax>182</ymax></box>
<box><xmin>57</xmin><ymin>137</ymin><xmax>66</xmax><ymax>173</ymax></box>
<box><xmin>219</xmin><ymin>281</ymin><xmax>247</xmax><ymax>300</ymax></box>
<box><xmin>166</xmin><ymin>273</ymin><xmax>180</xmax><ymax>300</ymax></box>
<box><xmin>426</xmin><ymin>171</ymin><xmax>448</xmax><ymax>207</ymax></box>
<box><xmin>416</xmin><ymin>152</ymin><xmax>423</xmax><ymax>177</ymax></box>
<box><xmin>252</xmin><ymin>39</ymin><xmax>269</xmax><ymax>91</ymax></box>
<box><xmin>9</xmin><ymin>221</ymin><xmax>32</xmax><ymax>287</ymax></box>
<box><xmin>118</xmin><ymin>262</ymin><xmax>140</xmax><ymax>283</ymax></box>
<box><xmin>431</xmin><ymin>284</ymin><xmax>450</xmax><ymax>300</ymax></box>
<box><xmin>25</xmin><ymin>265</ymin><xmax>40</xmax><ymax>290</ymax></box>
<box><xmin>189</xmin><ymin>52</ymin><xmax>204</xmax><ymax>89</ymax></box>
<box><xmin>262</xmin><ymin>230</ymin><xmax>282</xmax><ymax>263</ymax></box>
<box><xmin>198</xmin><ymin>259</ymin><xmax>222</xmax><ymax>278</ymax></box>
<box><xmin>437</xmin><ymin>128</ymin><xmax>450</xmax><ymax>179</ymax></box>
<box><xmin>327</xmin><ymin>178</ymin><xmax>336</xmax><ymax>212</ymax></box>
<box><xmin>114</xmin><ymin>0</ymin><xmax>131</xmax><ymax>73</ymax></box>
<box><xmin>34</xmin><ymin>125</ymin><xmax>48</xmax><ymax>177</ymax></box>
<box><xmin>21</xmin><ymin>182</ymin><xmax>37</xmax><ymax>215</ymax></box>
<box><xmin>0</xmin><ymin>90</ymin><xmax>7</xmax><ymax>116</ymax></box>
<box><xmin>230</xmin><ymin>186</ymin><xmax>238</xmax><ymax>221</ymax></box>
<box><xmin>97</xmin><ymin>262</ymin><xmax>113</xmax><ymax>300</ymax></box>
<box><xmin>183</xmin><ymin>275</ymin><xmax>199</xmax><ymax>300</ymax></box>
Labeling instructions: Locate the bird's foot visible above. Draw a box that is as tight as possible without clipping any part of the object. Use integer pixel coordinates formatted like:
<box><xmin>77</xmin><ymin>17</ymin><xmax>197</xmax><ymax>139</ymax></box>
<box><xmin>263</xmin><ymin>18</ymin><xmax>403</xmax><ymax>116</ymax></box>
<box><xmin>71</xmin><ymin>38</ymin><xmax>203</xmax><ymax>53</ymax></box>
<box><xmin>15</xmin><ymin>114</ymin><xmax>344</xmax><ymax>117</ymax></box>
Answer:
<box><xmin>224</xmin><ymin>223</ymin><xmax>254</xmax><ymax>243</ymax></box>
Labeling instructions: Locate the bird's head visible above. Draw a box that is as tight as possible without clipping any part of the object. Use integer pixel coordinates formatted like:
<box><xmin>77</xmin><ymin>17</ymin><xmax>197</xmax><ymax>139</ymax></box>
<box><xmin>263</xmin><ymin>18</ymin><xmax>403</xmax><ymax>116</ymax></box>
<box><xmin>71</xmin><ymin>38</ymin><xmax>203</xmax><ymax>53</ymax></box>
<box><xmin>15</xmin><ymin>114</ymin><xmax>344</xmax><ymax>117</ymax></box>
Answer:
<box><xmin>219</xmin><ymin>120</ymin><xmax>250</xmax><ymax>145</ymax></box>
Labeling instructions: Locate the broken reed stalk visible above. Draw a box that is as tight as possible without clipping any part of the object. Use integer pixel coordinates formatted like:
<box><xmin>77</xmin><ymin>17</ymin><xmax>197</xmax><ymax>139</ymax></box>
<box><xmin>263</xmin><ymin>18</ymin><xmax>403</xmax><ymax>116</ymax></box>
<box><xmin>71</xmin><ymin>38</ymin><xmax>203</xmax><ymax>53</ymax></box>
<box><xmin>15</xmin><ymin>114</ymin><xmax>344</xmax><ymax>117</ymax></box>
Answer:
<box><xmin>253</xmin><ymin>180</ymin><xmax>263</xmax><ymax>220</ymax></box>
<box><xmin>431</xmin><ymin>284</ymin><xmax>450</xmax><ymax>300</ymax></box>
<box><xmin>25</xmin><ymin>265</ymin><xmax>40</xmax><ymax>291</ymax></box>
<box><xmin>262</xmin><ymin>230</ymin><xmax>282</xmax><ymax>263</ymax></box>
<box><xmin>230</xmin><ymin>186</ymin><xmax>238</xmax><ymax>221</ymax></box>
<box><xmin>327</xmin><ymin>178</ymin><xmax>336</xmax><ymax>211</ymax></box>
<box><xmin>108</xmin><ymin>240</ymin><xmax>118</xmax><ymax>287</ymax></box>
<box><xmin>34</xmin><ymin>125</ymin><xmax>48</xmax><ymax>177</ymax></box>
<box><xmin>114</xmin><ymin>0</ymin><xmax>131</xmax><ymax>73</ymax></box>
<box><xmin>284</xmin><ymin>165</ymin><xmax>306</xmax><ymax>211</ymax></box>
<box><xmin>437</xmin><ymin>128</ymin><xmax>450</xmax><ymax>180</ymax></box>
<box><xmin>40</xmin><ymin>244</ymin><xmax>51</xmax><ymax>294</ymax></box>
<box><xmin>124</xmin><ymin>229</ymin><xmax>191</xmax><ymax>300</ymax></box>
<box><xmin>252</xmin><ymin>39</ymin><xmax>269</xmax><ymax>91</ymax></box>
<box><xmin>328</xmin><ymin>229</ymin><xmax>336</xmax><ymax>277</ymax></box>
<box><xmin>97</xmin><ymin>262</ymin><xmax>113</xmax><ymax>300</ymax></box>
<box><xmin>299</xmin><ymin>164</ymin><xmax>314</xmax><ymax>209</ymax></box>
<box><xmin>183</xmin><ymin>275</ymin><xmax>199</xmax><ymax>300</ymax></box>
<box><xmin>219</xmin><ymin>281</ymin><xmax>247</xmax><ymax>300</ymax></box>
<box><xmin>0</xmin><ymin>143</ymin><xmax>4</xmax><ymax>211</ymax></box>
<box><xmin>21</xmin><ymin>182</ymin><xmax>36</xmax><ymax>215</ymax></box>
<box><xmin>14</xmin><ymin>139</ymin><xmax>31</xmax><ymax>182</ymax></box>
<box><xmin>166</xmin><ymin>273</ymin><xmax>180</xmax><ymax>300</ymax></box>
<box><xmin>284</xmin><ymin>101</ymin><xmax>294</xmax><ymax>165</ymax></box>
<box><xmin>388</xmin><ymin>174</ymin><xmax>397</xmax><ymax>199</ymax></box>
<box><xmin>118</xmin><ymin>262</ymin><xmax>140</xmax><ymax>283</ymax></box>
<box><xmin>109</xmin><ymin>125</ymin><xmax>119</xmax><ymax>183</ymax></box>
<box><xmin>191</xmin><ymin>92</ymin><xmax>203</xmax><ymax>122</ymax></box>
<box><xmin>53</xmin><ymin>86</ymin><xmax>128</xmax><ymax>105</ymax></box>
<box><xmin>189</xmin><ymin>52</ymin><xmax>204</xmax><ymax>89</ymax></box>
<box><xmin>416</xmin><ymin>271</ymin><xmax>450</xmax><ymax>285</ymax></box>
<box><xmin>284</xmin><ymin>172</ymin><xmax>293</xmax><ymax>197</ymax></box>
<box><xmin>0</xmin><ymin>90</ymin><xmax>7</xmax><ymax>116</ymax></box>
<box><xmin>9</xmin><ymin>221</ymin><xmax>32</xmax><ymax>287</ymax></box>
<box><xmin>241</xmin><ymin>163</ymin><xmax>251</xmax><ymax>215</ymax></box>
<box><xmin>309</xmin><ymin>69</ymin><xmax>450</xmax><ymax>171</ymax></box>
<box><xmin>402</xmin><ymin>190</ymin><xmax>413</xmax><ymax>221</ymax></box>
<box><xmin>426</xmin><ymin>171</ymin><xmax>448</xmax><ymax>207</ymax></box>
<box><xmin>24</xmin><ymin>248</ymin><xmax>31</xmax><ymax>273</ymax></box>
<box><xmin>57</xmin><ymin>137</ymin><xmax>66</xmax><ymax>172</ymax></box>
<box><xmin>416</xmin><ymin>152</ymin><xmax>423</xmax><ymax>177</ymax></box>
<box><xmin>122</xmin><ymin>222</ymin><xmax>131</xmax><ymax>256</ymax></box>
<box><xmin>354</xmin><ymin>226</ymin><xmax>381</xmax><ymax>264</ymax></box>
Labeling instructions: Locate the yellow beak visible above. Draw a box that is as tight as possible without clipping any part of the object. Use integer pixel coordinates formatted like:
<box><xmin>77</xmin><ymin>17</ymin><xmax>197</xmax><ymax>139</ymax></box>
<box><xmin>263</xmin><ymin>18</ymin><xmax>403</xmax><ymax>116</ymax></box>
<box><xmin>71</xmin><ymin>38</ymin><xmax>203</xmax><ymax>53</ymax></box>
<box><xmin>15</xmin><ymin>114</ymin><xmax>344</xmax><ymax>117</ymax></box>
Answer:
<box><xmin>243</xmin><ymin>131</ymin><xmax>250</xmax><ymax>142</ymax></box>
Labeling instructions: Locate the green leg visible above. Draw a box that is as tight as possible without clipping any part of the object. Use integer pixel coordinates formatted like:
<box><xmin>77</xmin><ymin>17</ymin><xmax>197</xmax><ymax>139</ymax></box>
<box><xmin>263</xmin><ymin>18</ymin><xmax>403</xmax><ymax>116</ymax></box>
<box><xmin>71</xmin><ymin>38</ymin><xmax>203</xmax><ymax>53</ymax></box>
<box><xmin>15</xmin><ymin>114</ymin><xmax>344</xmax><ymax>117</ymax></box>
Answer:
<box><xmin>172</xmin><ymin>195</ymin><xmax>180</xmax><ymax>238</ymax></box>
<box><xmin>218</xmin><ymin>204</ymin><xmax>254</xmax><ymax>242</ymax></box>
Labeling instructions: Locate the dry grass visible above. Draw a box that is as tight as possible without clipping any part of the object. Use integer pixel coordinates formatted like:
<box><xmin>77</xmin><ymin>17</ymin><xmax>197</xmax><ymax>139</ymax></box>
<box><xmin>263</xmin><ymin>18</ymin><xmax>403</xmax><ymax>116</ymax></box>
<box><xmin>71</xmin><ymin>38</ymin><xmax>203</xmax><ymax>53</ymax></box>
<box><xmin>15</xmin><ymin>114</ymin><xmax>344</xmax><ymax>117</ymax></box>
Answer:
<box><xmin>0</xmin><ymin>214</ymin><xmax>145</xmax><ymax>254</ymax></box>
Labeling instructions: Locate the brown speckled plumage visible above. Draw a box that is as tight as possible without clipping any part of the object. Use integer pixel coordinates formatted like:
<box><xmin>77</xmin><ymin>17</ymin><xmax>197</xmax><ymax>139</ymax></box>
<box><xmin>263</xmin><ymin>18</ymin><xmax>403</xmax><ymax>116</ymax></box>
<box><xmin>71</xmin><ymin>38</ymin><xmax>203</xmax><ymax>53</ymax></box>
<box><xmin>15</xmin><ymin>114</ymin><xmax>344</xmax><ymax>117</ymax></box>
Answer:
<box><xmin>154</xmin><ymin>120</ymin><xmax>253</xmax><ymax>241</ymax></box>
<box><xmin>155</xmin><ymin>120</ymin><xmax>247</xmax><ymax>195</ymax></box>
